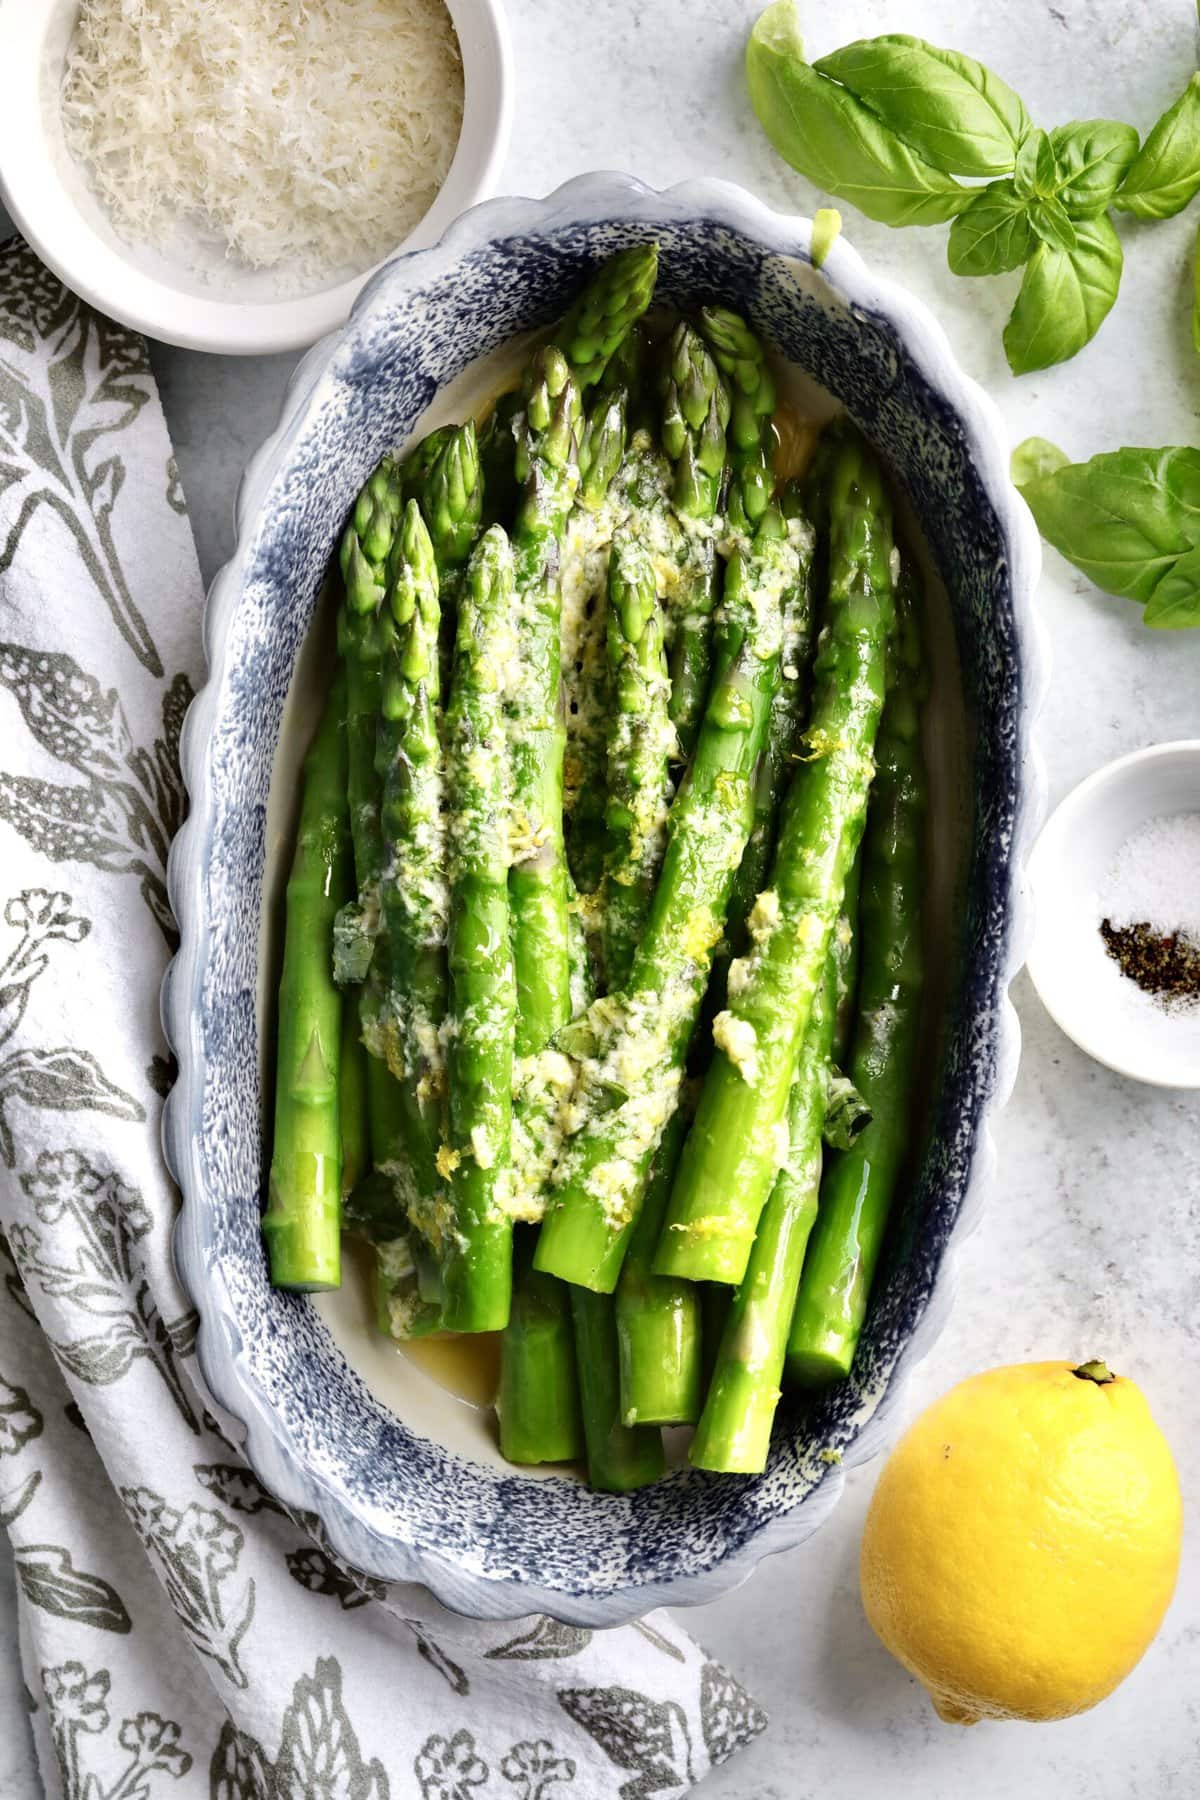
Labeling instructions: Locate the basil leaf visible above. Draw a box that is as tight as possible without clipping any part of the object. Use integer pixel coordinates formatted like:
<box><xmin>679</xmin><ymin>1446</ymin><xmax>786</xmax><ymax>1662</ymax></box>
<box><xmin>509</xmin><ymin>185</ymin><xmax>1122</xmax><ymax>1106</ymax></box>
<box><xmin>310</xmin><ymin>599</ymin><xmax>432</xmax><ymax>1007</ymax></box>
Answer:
<box><xmin>1002</xmin><ymin>213</ymin><xmax>1122</xmax><ymax>374</ymax></box>
<box><xmin>812</xmin><ymin>33</ymin><xmax>1031</xmax><ymax>178</ymax></box>
<box><xmin>747</xmin><ymin>3</ymin><xmax>971</xmax><ymax>227</ymax></box>
<box><xmin>1019</xmin><ymin>446</ymin><xmax>1200</xmax><ymax>603</ymax></box>
<box><xmin>1029</xmin><ymin>196</ymin><xmax>1078</xmax><ymax>254</ymax></box>
<box><xmin>947</xmin><ymin>180</ymin><xmax>1034</xmax><ymax>276</ymax></box>
<box><xmin>1144</xmin><ymin>543</ymin><xmax>1200</xmax><ymax>628</ymax></box>
<box><xmin>1114</xmin><ymin>72</ymin><xmax>1200</xmax><ymax>219</ymax></box>
<box><xmin>1014</xmin><ymin>127</ymin><xmax>1057</xmax><ymax>199</ymax></box>
<box><xmin>1011</xmin><ymin>437</ymin><xmax>1069</xmax><ymax>487</ymax></box>
<box><xmin>1050</xmin><ymin>119</ymin><xmax>1140</xmax><ymax>216</ymax></box>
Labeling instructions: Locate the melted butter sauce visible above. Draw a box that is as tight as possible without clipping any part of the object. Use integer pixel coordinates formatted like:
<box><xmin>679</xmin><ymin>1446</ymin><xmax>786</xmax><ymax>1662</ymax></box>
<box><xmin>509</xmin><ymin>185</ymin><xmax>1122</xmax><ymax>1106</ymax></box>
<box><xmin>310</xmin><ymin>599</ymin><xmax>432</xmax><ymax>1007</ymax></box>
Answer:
<box><xmin>398</xmin><ymin>1329</ymin><xmax>501</xmax><ymax>1410</ymax></box>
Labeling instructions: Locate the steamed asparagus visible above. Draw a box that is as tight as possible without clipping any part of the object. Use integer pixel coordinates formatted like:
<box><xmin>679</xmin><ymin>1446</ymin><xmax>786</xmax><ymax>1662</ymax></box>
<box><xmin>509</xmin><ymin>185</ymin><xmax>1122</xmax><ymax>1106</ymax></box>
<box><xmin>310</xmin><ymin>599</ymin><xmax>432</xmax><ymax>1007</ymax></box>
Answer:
<box><xmin>440</xmin><ymin>527</ymin><xmax>518</xmax><ymax>1333</ymax></box>
<box><xmin>788</xmin><ymin>557</ymin><xmax>927</xmax><ymax>1384</ymax></box>
<box><xmin>264</xmin><ymin>674</ymin><xmax>351</xmax><ymax>1290</ymax></box>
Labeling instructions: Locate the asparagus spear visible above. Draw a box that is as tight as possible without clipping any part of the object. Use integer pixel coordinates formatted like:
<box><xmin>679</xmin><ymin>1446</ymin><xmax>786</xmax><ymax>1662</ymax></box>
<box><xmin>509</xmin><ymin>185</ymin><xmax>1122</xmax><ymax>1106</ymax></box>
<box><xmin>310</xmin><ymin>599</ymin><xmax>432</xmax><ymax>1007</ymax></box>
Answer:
<box><xmin>554</xmin><ymin>244</ymin><xmax>659</xmax><ymax>392</ymax></box>
<box><xmin>562</xmin><ymin>387</ymin><xmax>629</xmax><ymax>898</ymax></box>
<box><xmin>403</xmin><ymin>424</ymin><xmax>453</xmax><ymax>493</ymax></box>
<box><xmin>373</xmin><ymin>1235</ymin><xmax>443</xmax><ymax>1341</ymax></box>
<box><xmin>339</xmin><ymin>986</ymin><xmax>369</xmax><ymax>1202</ymax></box>
<box><xmin>690</xmin><ymin>953</ymin><xmax>836</xmax><ymax>1472</ymax></box>
<box><xmin>660</xmin><ymin>323</ymin><xmax>731</xmax><ymax>757</ymax></box>
<box><xmin>335</xmin><ymin>459</ymin><xmax>403</xmax><ymax>984</ymax></box>
<box><xmin>657</xmin><ymin>430</ymin><xmax>895</xmax><ymax>1286</ymax></box>
<box><xmin>704</xmin><ymin>479</ymin><xmax>817</xmax><ymax>1028</ymax></box>
<box><xmin>421</xmin><ymin>422</ymin><xmax>483</xmax><ymax>572</ymax></box>
<box><xmin>602</xmin><ymin>529</ymin><xmax>675</xmax><ymax>989</ymax></box>
<box><xmin>507</xmin><ymin>346</ymin><xmax>583</xmax><ymax>1058</ymax></box>
<box><xmin>503</xmin><ymin>845</ymin><xmax>594</xmax><ymax>1459</ymax></box>
<box><xmin>533</xmin><ymin>506</ymin><xmax>800</xmax><ymax>1293</ymax></box>
<box><xmin>500</xmin><ymin>1230</ymin><xmax>585</xmax><ymax>1464</ymax></box>
<box><xmin>698</xmin><ymin>304</ymin><xmax>777</xmax><ymax>539</ymax></box>
<box><xmin>571</xmin><ymin>1286</ymin><xmax>665</xmax><ymax>1491</ymax></box>
<box><xmin>614</xmin><ymin>1102</ymin><xmax>701</xmax><ymax>1427</ymax></box>
<box><xmin>420</xmin><ymin>423</ymin><xmax>484</xmax><ymax>694</ymax></box>
<box><xmin>478</xmin><ymin>392</ymin><xmax>522</xmax><ymax>528</ymax></box>
<box><xmin>441</xmin><ymin>526</ymin><xmax>519</xmax><ymax>1333</ymax></box>
<box><xmin>552</xmin><ymin>252</ymin><xmax>659</xmax><ymax>900</ymax></box>
<box><xmin>831</xmin><ymin>852</ymin><xmax>863</xmax><ymax>1065</ymax></box>
<box><xmin>701</xmin><ymin>1283</ymin><xmax>733</xmax><ymax>1390</ymax></box>
<box><xmin>334</xmin><ymin>458</ymin><xmax>416</xmax><ymax>1234</ymax></box>
<box><xmin>724</xmin><ymin>482</ymin><xmax>817</xmax><ymax>942</ymax></box>
<box><xmin>264</xmin><ymin>675</ymin><xmax>350</xmax><ymax>1290</ymax></box>
<box><xmin>788</xmin><ymin>558</ymin><xmax>927</xmax><ymax>1384</ymax></box>
<box><xmin>375</xmin><ymin>502</ymin><xmax>448</xmax><ymax>1235</ymax></box>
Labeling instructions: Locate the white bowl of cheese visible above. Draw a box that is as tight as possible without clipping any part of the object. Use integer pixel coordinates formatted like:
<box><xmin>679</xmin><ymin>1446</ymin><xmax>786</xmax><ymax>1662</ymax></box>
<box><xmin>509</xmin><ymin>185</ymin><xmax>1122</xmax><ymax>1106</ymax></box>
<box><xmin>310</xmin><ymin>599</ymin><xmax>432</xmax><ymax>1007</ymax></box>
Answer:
<box><xmin>0</xmin><ymin>0</ymin><xmax>512</xmax><ymax>354</ymax></box>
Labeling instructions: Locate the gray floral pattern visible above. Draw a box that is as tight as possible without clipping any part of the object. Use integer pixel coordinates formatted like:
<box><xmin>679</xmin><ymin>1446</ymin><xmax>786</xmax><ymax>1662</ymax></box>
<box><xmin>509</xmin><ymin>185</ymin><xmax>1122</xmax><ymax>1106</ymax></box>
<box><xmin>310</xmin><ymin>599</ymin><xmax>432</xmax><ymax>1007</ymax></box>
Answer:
<box><xmin>416</xmin><ymin>1728</ymin><xmax>490</xmax><ymax>1800</ymax></box>
<box><xmin>120</xmin><ymin>1486</ymin><xmax>255</xmax><ymax>1689</ymax></box>
<box><xmin>0</xmin><ymin>237</ymin><xmax>162</xmax><ymax>676</ymax></box>
<box><xmin>16</xmin><ymin>1543</ymin><xmax>131</xmax><ymax>1635</ymax></box>
<box><xmin>0</xmin><ymin>888</ymin><xmax>144</xmax><ymax>1163</ymax></box>
<box><xmin>285</xmin><ymin>1546</ymin><xmax>381</xmax><ymax>1611</ymax></box>
<box><xmin>11</xmin><ymin>1147</ymin><xmax>198</xmax><ymax>1430</ymax></box>
<box><xmin>486</xmin><ymin>1619</ymin><xmax>593</xmax><ymax>1663</ymax></box>
<box><xmin>42</xmin><ymin>1660</ymin><xmax>192</xmax><ymax>1800</ymax></box>
<box><xmin>0</xmin><ymin>652</ymin><xmax>192</xmax><ymax>946</ymax></box>
<box><xmin>208</xmin><ymin>1658</ymin><xmax>388</xmax><ymax>1800</ymax></box>
<box><xmin>557</xmin><ymin>1688</ymin><xmax>694</xmax><ymax>1800</ymax></box>
<box><xmin>500</xmin><ymin>1740</ymin><xmax>576</xmax><ymax>1800</ymax></box>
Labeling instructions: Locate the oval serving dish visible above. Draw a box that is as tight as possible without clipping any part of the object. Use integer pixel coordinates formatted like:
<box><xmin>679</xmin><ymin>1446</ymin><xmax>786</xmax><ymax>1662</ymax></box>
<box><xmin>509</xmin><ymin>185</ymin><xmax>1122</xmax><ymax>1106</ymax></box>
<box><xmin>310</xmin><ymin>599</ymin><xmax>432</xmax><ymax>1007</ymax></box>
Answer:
<box><xmin>163</xmin><ymin>174</ymin><xmax>1047</xmax><ymax>1625</ymax></box>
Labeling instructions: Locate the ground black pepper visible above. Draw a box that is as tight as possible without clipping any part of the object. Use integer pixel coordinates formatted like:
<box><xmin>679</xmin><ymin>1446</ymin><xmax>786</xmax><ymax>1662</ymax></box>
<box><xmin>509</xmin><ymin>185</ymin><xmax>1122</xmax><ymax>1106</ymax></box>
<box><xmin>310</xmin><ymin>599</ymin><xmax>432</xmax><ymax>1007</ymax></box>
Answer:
<box><xmin>1099</xmin><ymin>918</ymin><xmax>1200</xmax><ymax>1005</ymax></box>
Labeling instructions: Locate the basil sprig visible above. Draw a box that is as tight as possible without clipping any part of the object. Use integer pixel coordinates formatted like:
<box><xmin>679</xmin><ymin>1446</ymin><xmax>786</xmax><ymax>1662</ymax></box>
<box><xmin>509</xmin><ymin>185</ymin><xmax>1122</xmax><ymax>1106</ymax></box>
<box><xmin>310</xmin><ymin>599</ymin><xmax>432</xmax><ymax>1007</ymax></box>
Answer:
<box><xmin>745</xmin><ymin>3</ymin><xmax>969</xmax><ymax>227</ymax></box>
<box><xmin>1113</xmin><ymin>73</ymin><xmax>1200</xmax><ymax>220</ymax></box>
<box><xmin>746</xmin><ymin>4</ymin><xmax>1200</xmax><ymax>377</ymax></box>
<box><xmin>1014</xmin><ymin>442</ymin><xmax>1200</xmax><ymax>630</ymax></box>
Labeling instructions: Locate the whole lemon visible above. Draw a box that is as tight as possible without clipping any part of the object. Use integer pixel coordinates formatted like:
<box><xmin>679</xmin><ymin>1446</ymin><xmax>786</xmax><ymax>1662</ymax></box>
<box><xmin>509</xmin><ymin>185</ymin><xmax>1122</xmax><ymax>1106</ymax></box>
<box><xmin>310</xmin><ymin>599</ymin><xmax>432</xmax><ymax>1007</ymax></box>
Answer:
<box><xmin>859</xmin><ymin>1360</ymin><xmax>1182</xmax><ymax>1724</ymax></box>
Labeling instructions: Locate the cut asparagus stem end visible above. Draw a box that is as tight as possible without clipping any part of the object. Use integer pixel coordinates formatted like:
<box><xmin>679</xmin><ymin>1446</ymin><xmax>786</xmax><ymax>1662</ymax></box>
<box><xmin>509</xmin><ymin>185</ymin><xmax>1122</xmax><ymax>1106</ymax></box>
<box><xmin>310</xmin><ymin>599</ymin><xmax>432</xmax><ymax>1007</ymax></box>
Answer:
<box><xmin>651</xmin><ymin>1220</ymin><xmax>748</xmax><ymax>1286</ymax></box>
<box><xmin>690</xmin><ymin>1380</ymin><xmax>778</xmax><ymax>1473</ymax></box>
<box><xmin>262</xmin><ymin>1193</ymin><xmax>342</xmax><ymax>1291</ymax></box>
<box><xmin>617</xmin><ymin>1302</ymin><xmax>702</xmax><ymax>1427</ymax></box>
<box><xmin>534</xmin><ymin>1196</ymin><xmax>631</xmax><ymax>1293</ymax></box>
<box><xmin>785</xmin><ymin>1333</ymin><xmax>855</xmax><ymax>1388</ymax></box>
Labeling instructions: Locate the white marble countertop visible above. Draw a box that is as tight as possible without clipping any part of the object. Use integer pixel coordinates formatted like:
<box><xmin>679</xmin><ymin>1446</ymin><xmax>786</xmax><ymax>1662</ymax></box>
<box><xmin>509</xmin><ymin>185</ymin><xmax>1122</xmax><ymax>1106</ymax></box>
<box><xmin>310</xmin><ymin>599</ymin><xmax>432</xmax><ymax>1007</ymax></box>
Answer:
<box><xmin>4</xmin><ymin>0</ymin><xmax>1199</xmax><ymax>1792</ymax></box>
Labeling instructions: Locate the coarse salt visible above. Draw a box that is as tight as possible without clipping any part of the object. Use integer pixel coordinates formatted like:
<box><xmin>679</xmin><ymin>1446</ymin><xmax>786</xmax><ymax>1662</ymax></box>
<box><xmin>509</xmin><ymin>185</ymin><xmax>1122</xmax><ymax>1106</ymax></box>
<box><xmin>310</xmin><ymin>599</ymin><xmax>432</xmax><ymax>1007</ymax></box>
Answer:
<box><xmin>1099</xmin><ymin>812</ymin><xmax>1200</xmax><ymax>942</ymax></box>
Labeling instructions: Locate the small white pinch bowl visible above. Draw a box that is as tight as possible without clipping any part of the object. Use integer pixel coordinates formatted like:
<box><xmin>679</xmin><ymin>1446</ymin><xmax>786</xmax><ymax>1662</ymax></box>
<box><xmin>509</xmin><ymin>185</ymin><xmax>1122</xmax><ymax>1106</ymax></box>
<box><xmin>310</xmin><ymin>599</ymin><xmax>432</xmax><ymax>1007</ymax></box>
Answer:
<box><xmin>1026</xmin><ymin>741</ymin><xmax>1200</xmax><ymax>1088</ymax></box>
<box><xmin>0</xmin><ymin>0</ymin><xmax>512</xmax><ymax>354</ymax></box>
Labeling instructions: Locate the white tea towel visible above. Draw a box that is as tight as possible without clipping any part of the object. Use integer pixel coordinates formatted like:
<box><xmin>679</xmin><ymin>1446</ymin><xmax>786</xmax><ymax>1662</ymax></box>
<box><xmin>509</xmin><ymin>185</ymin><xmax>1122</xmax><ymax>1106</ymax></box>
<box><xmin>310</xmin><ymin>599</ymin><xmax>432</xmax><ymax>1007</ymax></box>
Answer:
<box><xmin>0</xmin><ymin>237</ymin><xmax>766</xmax><ymax>1799</ymax></box>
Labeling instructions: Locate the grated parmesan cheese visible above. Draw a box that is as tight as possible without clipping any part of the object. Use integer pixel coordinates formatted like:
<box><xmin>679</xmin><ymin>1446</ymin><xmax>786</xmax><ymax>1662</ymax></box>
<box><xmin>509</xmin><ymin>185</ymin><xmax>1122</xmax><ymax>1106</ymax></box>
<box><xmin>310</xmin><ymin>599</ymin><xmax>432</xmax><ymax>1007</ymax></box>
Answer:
<box><xmin>61</xmin><ymin>0</ymin><xmax>464</xmax><ymax>278</ymax></box>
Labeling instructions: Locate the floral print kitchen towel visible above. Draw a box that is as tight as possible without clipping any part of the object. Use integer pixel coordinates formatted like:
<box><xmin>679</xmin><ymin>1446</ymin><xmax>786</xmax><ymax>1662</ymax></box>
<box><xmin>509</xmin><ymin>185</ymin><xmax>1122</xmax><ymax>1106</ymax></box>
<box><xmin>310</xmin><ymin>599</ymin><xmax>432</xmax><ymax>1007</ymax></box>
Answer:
<box><xmin>0</xmin><ymin>237</ymin><xmax>766</xmax><ymax>1799</ymax></box>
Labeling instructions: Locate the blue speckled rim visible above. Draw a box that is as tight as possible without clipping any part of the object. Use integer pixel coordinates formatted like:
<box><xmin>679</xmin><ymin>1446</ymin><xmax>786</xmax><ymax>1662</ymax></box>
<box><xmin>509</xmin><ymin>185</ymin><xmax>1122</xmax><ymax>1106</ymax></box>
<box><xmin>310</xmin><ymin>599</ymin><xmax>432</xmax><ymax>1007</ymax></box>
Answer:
<box><xmin>162</xmin><ymin>174</ymin><xmax>1049</xmax><ymax>1625</ymax></box>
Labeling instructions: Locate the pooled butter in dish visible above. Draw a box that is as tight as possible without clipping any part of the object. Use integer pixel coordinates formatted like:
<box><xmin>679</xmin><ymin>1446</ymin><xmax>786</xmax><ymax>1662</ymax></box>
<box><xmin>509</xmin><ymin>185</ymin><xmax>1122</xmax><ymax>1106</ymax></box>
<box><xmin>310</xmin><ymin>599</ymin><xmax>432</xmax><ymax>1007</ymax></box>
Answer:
<box><xmin>60</xmin><ymin>0</ymin><xmax>464</xmax><ymax>279</ymax></box>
